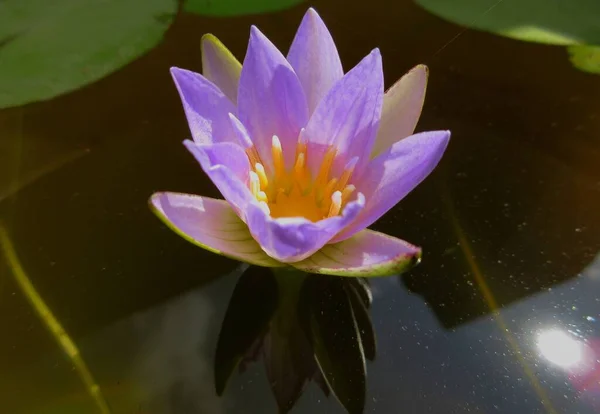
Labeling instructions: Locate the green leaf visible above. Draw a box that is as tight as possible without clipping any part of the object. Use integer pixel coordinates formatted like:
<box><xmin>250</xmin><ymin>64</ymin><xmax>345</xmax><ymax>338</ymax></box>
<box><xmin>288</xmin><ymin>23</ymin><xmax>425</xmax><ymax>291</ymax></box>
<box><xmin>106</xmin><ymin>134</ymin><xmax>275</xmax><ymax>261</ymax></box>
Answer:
<box><xmin>415</xmin><ymin>0</ymin><xmax>600</xmax><ymax>46</ymax></box>
<box><xmin>0</xmin><ymin>0</ymin><xmax>176</xmax><ymax>108</ymax></box>
<box><xmin>568</xmin><ymin>45</ymin><xmax>600</xmax><ymax>74</ymax></box>
<box><xmin>302</xmin><ymin>276</ymin><xmax>366</xmax><ymax>414</ymax></box>
<box><xmin>214</xmin><ymin>266</ymin><xmax>278</xmax><ymax>395</ymax></box>
<box><xmin>184</xmin><ymin>0</ymin><xmax>305</xmax><ymax>16</ymax></box>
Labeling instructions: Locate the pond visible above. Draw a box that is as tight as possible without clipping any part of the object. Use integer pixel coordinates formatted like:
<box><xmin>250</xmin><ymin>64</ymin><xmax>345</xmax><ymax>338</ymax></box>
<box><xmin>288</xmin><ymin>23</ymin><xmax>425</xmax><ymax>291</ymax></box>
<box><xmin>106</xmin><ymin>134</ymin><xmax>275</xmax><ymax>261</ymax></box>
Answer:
<box><xmin>1</xmin><ymin>0</ymin><xmax>599</xmax><ymax>413</ymax></box>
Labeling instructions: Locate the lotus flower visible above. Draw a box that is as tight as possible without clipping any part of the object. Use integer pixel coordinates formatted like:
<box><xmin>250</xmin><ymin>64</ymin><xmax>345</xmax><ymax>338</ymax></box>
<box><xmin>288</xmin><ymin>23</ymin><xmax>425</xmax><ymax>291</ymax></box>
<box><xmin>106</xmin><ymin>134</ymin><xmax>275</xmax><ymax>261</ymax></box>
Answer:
<box><xmin>150</xmin><ymin>8</ymin><xmax>450</xmax><ymax>276</ymax></box>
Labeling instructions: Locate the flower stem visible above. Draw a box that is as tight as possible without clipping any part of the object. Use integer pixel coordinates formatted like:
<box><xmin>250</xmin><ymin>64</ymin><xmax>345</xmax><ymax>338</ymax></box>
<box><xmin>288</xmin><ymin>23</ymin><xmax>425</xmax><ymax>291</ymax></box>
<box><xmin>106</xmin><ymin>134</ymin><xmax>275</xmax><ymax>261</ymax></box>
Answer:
<box><xmin>0</xmin><ymin>223</ymin><xmax>111</xmax><ymax>414</ymax></box>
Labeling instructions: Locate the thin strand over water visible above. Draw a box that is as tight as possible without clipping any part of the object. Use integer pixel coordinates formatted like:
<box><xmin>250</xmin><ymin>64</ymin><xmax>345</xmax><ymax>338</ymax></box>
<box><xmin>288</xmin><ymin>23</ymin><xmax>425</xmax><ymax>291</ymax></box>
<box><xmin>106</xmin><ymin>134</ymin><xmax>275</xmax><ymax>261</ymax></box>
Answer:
<box><xmin>0</xmin><ymin>223</ymin><xmax>111</xmax><ymax>414</ymax></box>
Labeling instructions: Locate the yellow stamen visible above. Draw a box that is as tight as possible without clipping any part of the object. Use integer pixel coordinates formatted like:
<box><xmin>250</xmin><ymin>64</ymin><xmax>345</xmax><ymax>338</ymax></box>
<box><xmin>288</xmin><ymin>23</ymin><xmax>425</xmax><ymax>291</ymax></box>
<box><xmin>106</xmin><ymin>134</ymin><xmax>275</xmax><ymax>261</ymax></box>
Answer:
<box><xmin>245</xmin><ymin>147</ymin><xmax>261</xmax><ymax>167</ymax></box>
<box><xmin>295</xmin><ymin>130</ymin><xmax>307</xmax><ymax>159</ymax></box>
<box><xmin>294</xmin><ymin>152</ymin><xmax>311</xmax><ymax>193</ymax></box>
<box><xmin>249</xmin><ymin>171</ymin><xmax>260</xmax><ymax>197</ymax></box>
<box><xmin>328</xmin><ymin>191</ymin><xmax>342</xmax><ymax>217</ymax></box>
<box><xmin>337</xmin><ymin>156</ymin><xmax>358</xmax><ymax>191</ymax></box>
<box><xmin>315</xmin><ymin>146</ymin><xmax>336</xmax><ymax>186</ymax></box>
<box><xmin>341</xmin><ymin>184</ymin><xmax>356</xmax><ymax>204</ymax></box>
<box><xmin>320</xmin><ymin>177</ymin><xmax>338</xmax><ymax>206</ymax></box>
<box><xmin>244</xmin><ymin>133</ymin><xmax>361</xmax><ymax>222</ymax></box>
<box><xmin>256</xmin><ymin>191</ymin><xmax>268</xmax><ymax>203</ymax></box>
<box><xmin>272</xmin><ymin>135</ymin><xmax>284</xmax><ymax>180</ymax></box>
<box><xmin>254</xmin><ymin>163</ymin><xmax>268</xmax><ymax>190</ymax></box>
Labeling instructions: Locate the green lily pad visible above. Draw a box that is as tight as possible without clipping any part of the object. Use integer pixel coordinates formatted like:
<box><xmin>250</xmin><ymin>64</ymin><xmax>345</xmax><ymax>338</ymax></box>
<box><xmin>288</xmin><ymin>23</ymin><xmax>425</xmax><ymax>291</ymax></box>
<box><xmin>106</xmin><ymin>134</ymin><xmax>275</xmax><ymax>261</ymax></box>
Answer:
<box><xmin>568</xmin><ymin>45</ymin><xmax>600</xmax><ymax>74</ymax></box>
<box><xmin>415</xmin><ymin>0</ymin><xmax>600</xmax><ymax>46</ymax></box>
<box><xmin>0</xmin><ymin>0</ymin><xmax>176</xmax><ymax>108</ymax></box>
<box><xmin>183</xmin><ymin>0</ymin><xmax>305</xmax><ymax>17</ymax></box>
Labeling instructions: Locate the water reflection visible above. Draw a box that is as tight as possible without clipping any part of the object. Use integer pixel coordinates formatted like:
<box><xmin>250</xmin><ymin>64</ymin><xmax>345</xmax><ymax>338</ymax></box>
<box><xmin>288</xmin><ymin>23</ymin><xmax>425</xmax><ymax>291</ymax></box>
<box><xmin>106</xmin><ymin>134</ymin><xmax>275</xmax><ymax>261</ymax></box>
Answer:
<box><xmin>215</xmin><ymin>266</ymin><xmax>375</xmax><ymax>414</ymax></box>
<box><xmin>537</xmin><ymin>328</ymin><xmax>584</xmax><ymax>369</ymax></box>
<box><xmin>1</xmin><ymin>1</ymin><xmax>600</xmax><ymax>413</ymax></box>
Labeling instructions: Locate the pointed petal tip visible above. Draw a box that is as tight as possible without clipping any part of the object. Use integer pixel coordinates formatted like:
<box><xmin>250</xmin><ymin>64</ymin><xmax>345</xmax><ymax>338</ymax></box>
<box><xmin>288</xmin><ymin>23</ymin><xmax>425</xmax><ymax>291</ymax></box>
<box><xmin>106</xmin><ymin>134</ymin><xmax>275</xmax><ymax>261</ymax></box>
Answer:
<box><xmin>201</xmin><ymin>33</ymin><xmax>216</xmax><ymax>43</ymax></box>
<box><xmin>182</xmin><ymin>138</ymin><xmax>196</xmax><ymax>149</ymax></box>
<box><xmin>305</xmin><ymin>7</ymin><xmax>321</xmax><ymax>22</ymax></box>
<box><xmin>200</xmin><ymin>33</ymin><xmax>217</xmax><ymax>53</ymax></box>
<box><xmin>149</xmin><ymin>192</ymin><xmax>161</xmax><ymax>209</ymax></box>
<box><xmin>169</xmin><ymin>66</ymin><xmax>182</xmax><ymax>76</ymax></box>
<box><xmin>371</xmin><ymin>48</ymin><xmax>382</xmax><ymax>59</ymax></box>
<box><xmin>411</xmin><ymin>64</ymin><xmax>429</xmax><ymax>79</ymax></box>
<box><xmin>249</xmin><ymin>25</ymin><xmax>262</xmax><ymax>38</ymax></box>
<box><xmin>441</xmin><ymin>129</ymin><xmax>452</xmax><ymax>141</ymax></box>
<box><xmin>169</xmin><ymin>66</ymin><xmax>195</xmax><ymax>83</ymax></box>
<box><xmin>364</xmin><ymin>48</ymin><xmax>383</xmax><ymax>69</ymax></box>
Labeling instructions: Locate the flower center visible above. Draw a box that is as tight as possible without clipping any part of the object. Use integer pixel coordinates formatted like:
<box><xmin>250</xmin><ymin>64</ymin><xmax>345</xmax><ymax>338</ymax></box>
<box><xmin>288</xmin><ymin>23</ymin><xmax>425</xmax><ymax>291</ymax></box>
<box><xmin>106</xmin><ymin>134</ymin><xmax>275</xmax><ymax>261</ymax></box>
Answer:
<box><xmin>245</xmin><ymin>134</ymin><xmax>357</xmax><ymax>222</ymax></box>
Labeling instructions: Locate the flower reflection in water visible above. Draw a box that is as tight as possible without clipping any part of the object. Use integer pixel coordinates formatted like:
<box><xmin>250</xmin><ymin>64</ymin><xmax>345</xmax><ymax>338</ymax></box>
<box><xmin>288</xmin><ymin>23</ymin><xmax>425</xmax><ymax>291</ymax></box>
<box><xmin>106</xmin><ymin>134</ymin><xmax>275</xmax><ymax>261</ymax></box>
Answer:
<box><xmin>214</xmin><ymin>265</ymin><xmax>378</xmax><ymax>414</ymax></box>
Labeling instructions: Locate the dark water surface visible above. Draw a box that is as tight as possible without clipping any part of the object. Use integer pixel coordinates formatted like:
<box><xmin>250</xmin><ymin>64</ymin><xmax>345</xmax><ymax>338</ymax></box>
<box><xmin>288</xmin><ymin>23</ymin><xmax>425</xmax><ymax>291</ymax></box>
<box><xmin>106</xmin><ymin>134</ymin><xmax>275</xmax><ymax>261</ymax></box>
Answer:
<box><xmin>1</xmin><ymin>0</ymin><xmax>600</xmax><ymax>413</ymax></box>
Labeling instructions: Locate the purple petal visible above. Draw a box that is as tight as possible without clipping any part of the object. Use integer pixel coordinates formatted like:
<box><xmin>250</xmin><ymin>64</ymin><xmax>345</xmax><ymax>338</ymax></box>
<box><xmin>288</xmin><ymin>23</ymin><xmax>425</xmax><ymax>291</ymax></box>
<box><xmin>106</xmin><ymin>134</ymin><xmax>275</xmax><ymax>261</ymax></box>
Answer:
<box><xmin>237</xmin><ymin>26</ymin><xmax>309</xmax><ymax>171</ymax></box>
<box><xmin>171</xmin><ymin>67</ymin><xmax>238</xmax><ymax>145</ymax></box>
<box><xmin>371</xmin><ymin>65</ymin><xmax>428</xmax><ymax>157</ymax></box>
<box><xmin>184</xmin><ymin>140</ymin><xmax>253</xmax><ymax>215</ymax></box>
<box><xmin>150</xmin><ymin>193</ymin><xmax>282</xmax><ymax>267</ymax></box>
<box><xmin>245</xmin><ymin>194</ymin><xmax>366</xmax><ymax>263</ymax></box>
<box><xmin>302</xmin><ymin>49</ymin><xmax>383</xmax><ymax>178</ymax></box>
<box><xmin>293</xmin><ymin>229</ymin><xmax>421</xmax><ymax>276</ymax></box>
<box><xmin>201</xmin><ymin>34</ymin><xmax>242</xmax><ymax>104</ymax></box>
<box><xmin>332</xmin><ymin>130</ymin><xmax>450</xmax><ymax>242</ymax></box>
<box><xmin>287</xmin><ymin>8</ymin><xmax>344</xmax><ymax>115</ymax></box>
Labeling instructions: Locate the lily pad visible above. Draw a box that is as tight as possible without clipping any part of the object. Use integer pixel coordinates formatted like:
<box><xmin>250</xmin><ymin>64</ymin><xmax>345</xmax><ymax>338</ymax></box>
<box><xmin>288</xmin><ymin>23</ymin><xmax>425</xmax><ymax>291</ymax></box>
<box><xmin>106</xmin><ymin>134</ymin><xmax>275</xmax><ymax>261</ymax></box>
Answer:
<box><xmin>0</xmin><ymin>0</ymin><xmax>176</xmax><ymax>108</ymax></box>
<box><xmin>183</xmin><ymin>0</ymin><xmax>305</xmax><ymax>17</ymax></box>
<box><xmin>568</xmin><ymin>45</ymin><xmax>600</xmax><ymax>74</ymax></box>
<box><xmin>415</xmin><ymin>0</ymin><xmax>600</xmax><ymax>46</ymax></box>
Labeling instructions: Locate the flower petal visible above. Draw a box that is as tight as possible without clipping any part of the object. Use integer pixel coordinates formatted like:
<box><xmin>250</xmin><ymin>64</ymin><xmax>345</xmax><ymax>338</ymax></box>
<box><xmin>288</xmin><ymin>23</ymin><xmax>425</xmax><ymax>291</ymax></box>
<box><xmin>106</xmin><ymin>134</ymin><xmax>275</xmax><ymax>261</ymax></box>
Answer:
<box><xmin>302</xmin><ymin>49</ymin><xmax>383</xmax><ymax>178</ymax></box>
<box><xmin>333</xmin><ymin>130</ymin><xmax>450</xmax><ymax>242</ymax></box>
<box><xmin>371</xmin><ymin>65</ymin><xmax>428</xmax><ymax>157</ymax></box>
<box><xmin>287</xmin><ymin>8</ymin><xmax>344</xmax><ymax>115</ymax></box>
<box><xmin>201</xmin><ymin>34</ymin><xmax>242</xmax><ymax>104</ymax></box>
<box><xmin>184</xmin><ymin>140</ymin><xmax>253</xmax><ymax>214</ymax></box>
<box><xmin>293</xmin><ymin>229</ymin><xmax>421</xmax><ymax>276</ymax></box>
<box><xmin>237</xmin><ymin>26</ymin><xmax>309</xmax><ymax>171</ymax></box>
<box><xmin>171</xmin><ymin>67</ymin><xmax>238</xmax><ymax>145</ymax></box>
<box><xmin>150</xmin><ymin>192</ymin><xmax>282</xmax><ymax>267</ymax></box>
<box><xmin>244</xmin><ymin>193</ymin><xmax>366</xmax><ymax>263</ymax></box>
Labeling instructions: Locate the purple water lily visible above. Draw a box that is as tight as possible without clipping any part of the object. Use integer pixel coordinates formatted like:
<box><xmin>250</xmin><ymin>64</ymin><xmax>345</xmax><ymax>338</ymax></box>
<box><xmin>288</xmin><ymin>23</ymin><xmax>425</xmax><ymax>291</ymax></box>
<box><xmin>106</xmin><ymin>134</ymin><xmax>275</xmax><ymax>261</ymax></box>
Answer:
<box><xmin>150</xmin><ymin>8</ymin><xmax>450</xmax><ymax>276</ymax></box>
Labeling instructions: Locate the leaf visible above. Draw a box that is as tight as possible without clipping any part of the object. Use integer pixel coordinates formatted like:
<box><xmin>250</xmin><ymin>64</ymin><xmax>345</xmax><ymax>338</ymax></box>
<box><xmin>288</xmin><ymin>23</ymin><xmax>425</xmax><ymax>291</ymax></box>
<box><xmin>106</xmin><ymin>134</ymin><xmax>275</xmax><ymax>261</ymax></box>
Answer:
<box><xmin>345</xmin><ymin>282</ymin><xmax>376</xmax><ymax>361</ymax></box>
<box><xmin>0</xmin><ymin>0</ymin><xmax>176</xmax><ymax>108</ymax></box>
<box><xmin>415</xmin><ymin>0</ymin><xmax>600</xmax><ymax>46</ymax></box>
<box><xmin>568</xmin><ymin>45</ymin><xmax>600</xmax><ymax>75</ymax></box>
<box><xmin>183</xmin><ymin>0</ymin><xmax>305</xmax><ymax>17</ymax></box>
<box><xmin>214</xmin><ymin>266</ymin><xmax>278</xmax><ymax>395</ymax></box>
<box><xmin>302</xmin><ymin>276</ymin><xmax>366</xmax><ymax>414</ymax></box>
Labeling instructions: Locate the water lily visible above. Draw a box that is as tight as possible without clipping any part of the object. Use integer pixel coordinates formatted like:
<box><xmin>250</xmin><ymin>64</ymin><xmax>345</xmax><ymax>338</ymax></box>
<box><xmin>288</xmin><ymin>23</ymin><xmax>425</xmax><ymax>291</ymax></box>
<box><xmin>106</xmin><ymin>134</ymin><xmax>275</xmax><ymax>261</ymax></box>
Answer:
<box><xmin>150</xmin><ymin>8</ymin><xmax>450</xmax><ymax>276</ymax></box>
